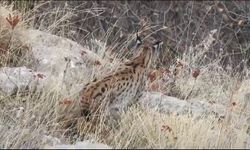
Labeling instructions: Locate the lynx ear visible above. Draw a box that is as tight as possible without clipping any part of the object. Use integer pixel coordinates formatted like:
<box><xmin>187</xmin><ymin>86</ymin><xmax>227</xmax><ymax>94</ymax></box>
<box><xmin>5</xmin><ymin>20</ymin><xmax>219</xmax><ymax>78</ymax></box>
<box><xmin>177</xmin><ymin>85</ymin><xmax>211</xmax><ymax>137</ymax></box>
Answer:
<box><xmin>135</xmin><ymin>31</ymin><xmax>142</xmax><ymax>48</ymax></box>
<box><xmin>152</xmin><ymin>41</ymin><xmax>163</xmax><ymax>51</ymax></box>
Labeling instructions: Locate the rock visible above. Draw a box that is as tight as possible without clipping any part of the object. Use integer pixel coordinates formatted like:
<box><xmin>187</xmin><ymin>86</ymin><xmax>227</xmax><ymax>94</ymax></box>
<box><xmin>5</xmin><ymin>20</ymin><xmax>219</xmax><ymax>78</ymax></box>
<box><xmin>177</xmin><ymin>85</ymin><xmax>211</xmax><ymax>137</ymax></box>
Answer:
<box><xmin>22</xmin><ymin>29</ymin><xmax>109</xmax><ymax>85</ymax></box>
<box><xmin>12</xmin><ymin>29</ymin><xmax>113</xmax><ymax>96</ymax></box>
<box><xmin>139</xmin><ymin>91</ymin><xmax>227</xmax><ymax>117</ymax></box>
<box><xmin>139</xmin><ymin>92</ymin><xmax>247</xmax><ymax>128</ymax></box>
<box><xmin>0</xmin><ymin>26</ymin><xmax>116</xmax><ymax>96</ymax></box>
<box><xmin>139</xmin><ymin>92</ymin><xmax>188</xmax><ymax>115</ymax></box>
<box><xmin>0</xmin><ymin>67</ymin><xmax>39</xmax><ymax>95</ymax></box>
<box><xmin>42</xmin><ymin>135</ymin><xmax>62</xmax><ymax>147</ymax></box>
<box><xmin>24</xmin><ymin>29</ymin><xmax>109</xmax><ymax>73</ymax></box>
<box><xmin>0</xmin><ymin>66</ymin><xmax>61</xmax><ymax>96</ymax></box>
<box><xmin>45</xmin><ymin>141</ymin><xmax>112</xmax><ymax>149</ymax></box>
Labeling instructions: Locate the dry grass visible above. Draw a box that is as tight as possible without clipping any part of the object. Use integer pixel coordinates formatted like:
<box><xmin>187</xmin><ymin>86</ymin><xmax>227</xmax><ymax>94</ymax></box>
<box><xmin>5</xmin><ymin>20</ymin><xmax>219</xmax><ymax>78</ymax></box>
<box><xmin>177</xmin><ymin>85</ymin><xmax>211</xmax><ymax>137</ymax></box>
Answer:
<box><xmin>0</xmin><ymin>1</ymin><xmax>250</xmax><ymax>149</ymax></box>
<box><xmin>106</xmin><ymin>108</ymin><xmax>250</xmax><ymax>149</ymax></box>
<box><xmin>0</xmin><ymin>4</ymin><xmax>30</xmax><ymax>67</ymax></box>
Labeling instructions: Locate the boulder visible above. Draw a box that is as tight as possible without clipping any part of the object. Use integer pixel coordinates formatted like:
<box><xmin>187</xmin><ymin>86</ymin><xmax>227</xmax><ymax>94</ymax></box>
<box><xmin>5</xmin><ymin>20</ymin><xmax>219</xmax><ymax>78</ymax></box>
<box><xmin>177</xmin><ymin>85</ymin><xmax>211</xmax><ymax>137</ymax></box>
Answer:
<box><xmin>23</xmin><ymin>29</ymin><xmax>110</xmax><ymax>85</ymax></box>
<box><xmin>0</xmin><ymin>29</ymin><xmax>113</xmax><ymax>96</ymax></box>
<box><xmin>139</xmin><ymin>92</ymin><xmax>248</xmax><ymax>129</ymax></box>
<box><xmin>139</xmin><ymin>92</ymin><xmax>225</xmax><ymax>116</ymax></box>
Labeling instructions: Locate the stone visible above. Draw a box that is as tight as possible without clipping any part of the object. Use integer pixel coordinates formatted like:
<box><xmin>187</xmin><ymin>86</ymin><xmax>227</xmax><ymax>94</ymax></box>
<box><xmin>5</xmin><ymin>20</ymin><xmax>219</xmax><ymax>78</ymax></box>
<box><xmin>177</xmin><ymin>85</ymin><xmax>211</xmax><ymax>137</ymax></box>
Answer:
<box><xmin>139</xmin><ymin>92</ymin><xmax>247</xmax><ymax>129</ymax></box>
<box><xmin>0</xmin><ymin>67</ymin><xmax>38</xmax><ymax>95</ymax></box>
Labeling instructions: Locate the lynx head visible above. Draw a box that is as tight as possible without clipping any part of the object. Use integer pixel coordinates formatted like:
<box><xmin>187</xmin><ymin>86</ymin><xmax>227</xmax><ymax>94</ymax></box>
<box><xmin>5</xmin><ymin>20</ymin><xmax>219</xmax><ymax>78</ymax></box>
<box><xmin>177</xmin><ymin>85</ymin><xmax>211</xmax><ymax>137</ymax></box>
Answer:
<box><xmin>133</xmin><ymin>33</ymin><xmax>163</xmax><ymax>67</ymax></box>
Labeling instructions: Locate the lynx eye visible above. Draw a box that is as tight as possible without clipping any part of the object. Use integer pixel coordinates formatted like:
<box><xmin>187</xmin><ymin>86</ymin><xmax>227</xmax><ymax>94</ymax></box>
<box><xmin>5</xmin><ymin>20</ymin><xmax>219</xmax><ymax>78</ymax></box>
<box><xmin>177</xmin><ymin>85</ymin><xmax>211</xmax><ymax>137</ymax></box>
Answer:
<box><xmin>152</xmin><ymin>41</ymin><xmax>163</xmax><ymax>51</ymax></box>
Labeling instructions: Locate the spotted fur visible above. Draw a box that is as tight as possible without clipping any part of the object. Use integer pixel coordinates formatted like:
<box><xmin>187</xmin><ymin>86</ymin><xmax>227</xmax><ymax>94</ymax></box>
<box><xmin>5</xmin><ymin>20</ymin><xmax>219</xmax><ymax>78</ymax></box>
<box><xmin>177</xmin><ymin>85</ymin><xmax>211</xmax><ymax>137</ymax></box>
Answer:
<box><xmin>79</xmin><ymin>37</ymin><xmax>162</xmax><ymax>125</ymax></box>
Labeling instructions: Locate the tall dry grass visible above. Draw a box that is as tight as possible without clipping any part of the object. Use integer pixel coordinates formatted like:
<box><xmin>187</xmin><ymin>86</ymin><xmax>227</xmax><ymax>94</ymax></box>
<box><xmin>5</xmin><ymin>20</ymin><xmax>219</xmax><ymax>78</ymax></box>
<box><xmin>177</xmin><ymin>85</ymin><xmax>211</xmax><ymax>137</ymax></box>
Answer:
<box><xmin>0</xmin><ymin>1</ymin><xmax>249</xmax><ymax>149</ymax></box>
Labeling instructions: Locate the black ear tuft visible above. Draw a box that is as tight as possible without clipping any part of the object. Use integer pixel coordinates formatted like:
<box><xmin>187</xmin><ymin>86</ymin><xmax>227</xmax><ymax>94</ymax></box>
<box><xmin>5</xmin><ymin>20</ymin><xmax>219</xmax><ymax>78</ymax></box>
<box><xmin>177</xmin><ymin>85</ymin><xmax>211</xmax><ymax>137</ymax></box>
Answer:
<box><xmin>135</xmin><ymin>31</ymin><xmax>142</xmax><ymax>48</ymax></box>
<box><xmin>153</xmin><ymin>41</ymin><xmax>163</xmax><ymax>51</ymax></box>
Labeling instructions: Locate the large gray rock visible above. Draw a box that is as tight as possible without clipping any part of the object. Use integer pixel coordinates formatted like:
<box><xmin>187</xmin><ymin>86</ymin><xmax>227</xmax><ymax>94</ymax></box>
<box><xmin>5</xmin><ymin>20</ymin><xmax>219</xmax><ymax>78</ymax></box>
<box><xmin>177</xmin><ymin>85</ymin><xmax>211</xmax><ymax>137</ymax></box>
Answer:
<box><xmin>26</xmin><ymin>30</ymin><xmax>105</xmax><ymax>71</ymax></box>
<box><xmin>24</xmin><ymin>29</ymin><xmax>109</xmax><ymax>76</ymax></box>
<box><xmin>0</xmin><ymin>29</ymin><xmax>114</xmax><ymax>96</ymax></box>
<box><xmin>22</xmin><ymin>29</ymin><xmax>111</xmax><ymax>95</ymax></box>
<box><xmin>139</xmin><ymin>92</ymin><xmax>225</xmax><ymax>116</ymax></box>
<box><xmin>139</xmin><ymin>92</ymin><xmax>248</xmax><ymax>129</ymax></box>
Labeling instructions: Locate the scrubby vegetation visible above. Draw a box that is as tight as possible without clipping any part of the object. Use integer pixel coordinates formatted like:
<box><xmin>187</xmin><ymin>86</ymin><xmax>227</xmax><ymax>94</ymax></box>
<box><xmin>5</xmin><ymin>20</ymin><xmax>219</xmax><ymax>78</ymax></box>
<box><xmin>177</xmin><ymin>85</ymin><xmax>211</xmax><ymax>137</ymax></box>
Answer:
<box><xmin>0</xmin><ymin>1</ymin><xmax>250</xmax><ymax>149</ymax></box>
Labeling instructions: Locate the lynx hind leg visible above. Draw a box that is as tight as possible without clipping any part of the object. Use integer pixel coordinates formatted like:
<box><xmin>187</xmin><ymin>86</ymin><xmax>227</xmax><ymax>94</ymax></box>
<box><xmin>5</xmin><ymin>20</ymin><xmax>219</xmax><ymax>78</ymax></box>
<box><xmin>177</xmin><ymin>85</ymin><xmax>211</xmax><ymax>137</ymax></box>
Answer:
<box><xmin>76</xmin><ymin>111</ymin><xmax>109</xmax><ymax>138</ymax></box>
<box><xmin>56</xmin><ymin>98</ymin><xmax>82</xmax><ymax>129</ymax></box>
<box><xmin>101</xmin><ymin>106</ymin><xmax>122</xmax><ymax>131</ymax></box>
<box><xmin>76</xmin><ymin>116</ymin><xmax>94</xmax><ymax>138</ymax></box>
